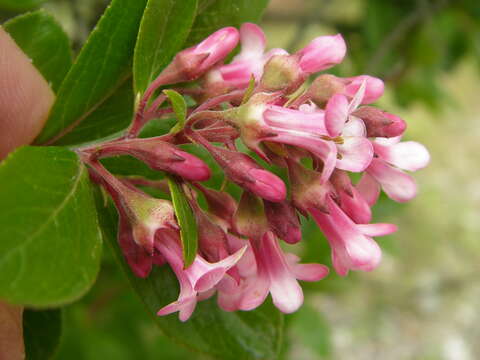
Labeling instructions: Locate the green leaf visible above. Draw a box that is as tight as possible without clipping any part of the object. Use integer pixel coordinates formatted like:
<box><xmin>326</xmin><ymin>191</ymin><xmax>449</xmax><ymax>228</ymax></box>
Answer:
<box><xmin>34</xmin><ymin>0</ymin><xmax>149</xmax><ymax>145</ymax></box>
<box><xmin>96</xmin><ymin>197</ymin><xmax>284</xmax><ymax>360</ymax></box>
<box><xmin>186</xmin><ymin>0</ymin><xmax>269</xmax><ymax>46</ymax></box>
<box><xmin>0</xmin><ymin>0</ymin><xmax>46</xmax><ymax>12</ymax></box>
<box><xmin>4</xmin><ymin>10</ymin><xmax>72</xmax><ymax>92</ymax></box>
<box><xmin>133</xmin><ymin>0</ymin><xmax>197</xmax><ymax>96</ymax></box>
<box><xmin>0</xmin><ymin>146</ymin><xmax>102</xmax><ymax>306</ymax></box>
<box><xmin>164</xmin><ymin>89</ymin><xmax>187</xmax><ymax>133</ymax></box>
<box><xmin>23</xmin><ymin>309</ymin><xmax>62</xmax><ymax>360</ymax></box>
<box><xmin>167</xmin><ymin>176</ymin><xmax>198</xmax><ymax>267</ymax></box>
<box><xmin>53</xmin><ymin>79</ymin><xmax>134</xmax><ymax>146</ymax></box>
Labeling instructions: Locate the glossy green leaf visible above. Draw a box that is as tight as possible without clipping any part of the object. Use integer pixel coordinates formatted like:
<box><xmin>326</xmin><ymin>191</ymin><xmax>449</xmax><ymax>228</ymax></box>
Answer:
<box><xmin>0</xmin><ymin>0</ymin><xmax>46</xmax><ymax>12</ymax></box>
<box><xmin>4</xmin><ymin>10</ymin><xmax>72</xmax><ymax>92</ymax></box>
<box><xmin>0</xmin><ymin>146</ymin><xmax>102</xmax><ymax>306</ymax></box>
<box><xmin>133</xmin><ymin>0</ymin><xmax>197</xmax><ymax>95</ymax></box>
<box><xmin>164</xmin><ymin>90</ymin><xmax>187</xmax><ymax>133</ymax></box>
<box><xmin>167</xmin><ymin>176</ymin><xmax>197</xmax><ymax>267</ymax></box>
<box><xmin>54</xmin><ymin>79</ymin><xmax>134</xmax><ymax>146</ymax></box>
<box><xmin>35</xmin><ymin>0</ymin><xmax>148</xmax><ymax>145</ymax></box>
<box><xmin>96</xmin><ymin>197</ymin><xmax>284</xmax><ymax>360</ymax></box>
<box><xmin>23</xmin><ymin>309</ymin><xmax>62</xmax><ymax>360</ymax></box>
<box><xmin>186</xmin><ymin>0</ymin><xmax>269</xmax><ymax>46</ymax></box>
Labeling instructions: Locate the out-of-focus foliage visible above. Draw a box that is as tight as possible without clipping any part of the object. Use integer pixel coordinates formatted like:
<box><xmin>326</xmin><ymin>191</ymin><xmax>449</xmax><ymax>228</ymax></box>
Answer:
<box><xmin>264</xmin><ymin>0</ymin><xmax>480</xmax><ymax>110</ymax></box>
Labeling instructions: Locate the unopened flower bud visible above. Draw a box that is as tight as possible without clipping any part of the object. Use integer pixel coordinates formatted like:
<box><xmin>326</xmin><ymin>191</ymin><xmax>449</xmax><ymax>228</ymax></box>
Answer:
<box><xmin>264</xmin><ymin>200</ymin><xmax>302</xmax><ymax>244</ymax></box>
<box><xmin>233</xmin><ymin>191</ymin><xmax>269</xmax><ymax>240</ymax></box>
<box><xmin>287</xmin><ymin>159</ymin><xmax>333</xmax><ymax>215</ymax></box>
<box><xmin>94</xmin><ymin>138</ymin><xmax>211</xmax><ymax>181</ymax></box>
<box><xmin>307</xmin><ymin>74</ymin><xmax>346</xmax><ymax>107</ymax></box>
<box><xmin>296</xmin><ymin>34</ymin><xmax>346</xmax><ymax>74</ymax></box>
<box><xmin>194</xmin><ymin>183</ymin><xmax>237</xmax><ymax>229</ymax></box>
<box><xmin>352</xmin><ymin>106</ymin><xmax>406</xmax><ymax>138</ymax></box>
<box><xmin>260</xmin><ymin>54</ymin><xmax>304</xmax><ymax>93</ymax></box>
<box><xmin>344</xmin><ymin>75</ymin><xmax>384</xmax><ymax>104</ymax></box>
<box><xmin>166</xmin><ymin>27</ymin><xmax>239</xmax><ymax>82</ymax></box>
<box><xmin>192</xmin><ymin>133</ymin><xmax>286</xmax><ymax>202</ymax></box>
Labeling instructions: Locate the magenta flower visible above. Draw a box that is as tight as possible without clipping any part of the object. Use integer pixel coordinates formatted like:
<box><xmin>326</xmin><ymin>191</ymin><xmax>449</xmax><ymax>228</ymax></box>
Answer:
<box><xmin>310</xmin><ymin>197</ymin><xmax>396</xmax><ymax>276</ymax></box>
<box><xmin>156</xmin><ymin>231</ymin><xmax>246</xmax><ymax>321</ymax></box>
<box><xmin>362</xmin><ymin>137</ymin><xmax>430</xmax><ymax>203</ymax></box>
<box><xmin>219</xmin><ymin>23</ymin><xmax>288</xmax><ymax>88</ymax></box>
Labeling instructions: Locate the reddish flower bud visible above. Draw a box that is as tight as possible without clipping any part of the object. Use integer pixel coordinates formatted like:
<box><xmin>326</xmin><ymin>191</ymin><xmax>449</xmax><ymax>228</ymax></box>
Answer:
<box><xmin>233</xmin><ymin>191</ymin><xmax>269</xmax><ymax>240</ymax></box>
<box><xmin>194</xmin><ymin>183</ymin><xmax>237</xmax><ymax>229</ymax></box>
<box><xmin>191</xmin><ymin>133</ymin><xmax>286</xmax><ymax>202</ymax></box>
<box><xmin>93</xmin><ymin>138</ymin><xmax>211</xmax><ymax>181</ymax></box>
<box><xmin>287</xmin><ymin>159</ymin><xmax>333</xmax><ymax>215</ymax></box>
<box><xmin>264</xmin><ymin>200</ymin><xmax>302</xmax><ymax>244</ymax></box>
<box><xmin>260</xmin><ymin>54</ymin><xmax>304</xmax><ymax>93</ymax></box>
<box><xmin>165</xmin><ymin>27</ymin><xmax>239</xmax><ymax>82</ymax></box>
<box><xmin>352</xmin><ymin>106</ymin><xmax>406</xmax><ymax>138</ymax></box>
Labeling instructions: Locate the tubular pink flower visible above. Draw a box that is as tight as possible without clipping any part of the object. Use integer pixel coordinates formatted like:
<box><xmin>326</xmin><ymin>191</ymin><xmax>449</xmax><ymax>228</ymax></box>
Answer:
<box><xmin>219</xmin><ymin>23</ymin><xmax>288</xmax><ymax>88</ymax></box>
<box><xmin>296</xmin><ymin>34</ymin><xmax>347</xmax><ymax>74</ymax></box>
<box><xmin>372</xmin><ymin>140</ymin><xmax>430</xmax><ymax>172</ymax></box>
<box><xmin>156</xmin><ymin>231</ymin><xmax>246</xmax><ymax>321</ymax></box>
<box><xmin>323</xmin><ymin>84</ymin><xmax>374</xmax><ymax>173</ymax></box>
<box><xmin>309</xmin><ymin>197</ymin><xmax>395</xmax><ymax>276</ymax></box>
<box><xmin>366</xmin><ymin>158</ymin><xmax>417</xmax><ymax>202</ymax></box>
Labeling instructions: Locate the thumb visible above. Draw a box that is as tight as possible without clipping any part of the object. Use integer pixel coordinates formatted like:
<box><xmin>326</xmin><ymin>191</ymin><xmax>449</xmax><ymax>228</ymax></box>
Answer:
<box><xmin>0</xmin><ymin>27</ymin><xmax>55</xmax><ymax>159</ymax></box>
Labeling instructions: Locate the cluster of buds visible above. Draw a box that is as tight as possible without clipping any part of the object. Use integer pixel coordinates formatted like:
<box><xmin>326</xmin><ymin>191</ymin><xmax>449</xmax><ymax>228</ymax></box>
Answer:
<box><xmin>80</xmin><ymin>23</ymin><xmax>429</xmax><ymax>321</ymax></box>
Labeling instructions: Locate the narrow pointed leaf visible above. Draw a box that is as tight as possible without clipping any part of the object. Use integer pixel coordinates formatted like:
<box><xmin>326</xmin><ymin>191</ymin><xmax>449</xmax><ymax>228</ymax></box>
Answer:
<box><xmin>167</xmin><ymin>176</ymin><xmax>197</xmax><ymax>267</ymax></box>
<box><xmin>34</xmin><ymin>0</ymin><xmax>148</xmax><ymax>145</ymax></box>
<box><xmin>0</xmin><ymin>147</ymin><xmax>102</xmax><ymax>306</ymax></box>
<box><xmin>133</xmin><ymin>0</ymin><xmax>197</xmax><ymax>96</ymax></box>
<box><xmin>4</xmin><ymin>10</ymin><xmax>72</xmax><ymax>92</ymax></box>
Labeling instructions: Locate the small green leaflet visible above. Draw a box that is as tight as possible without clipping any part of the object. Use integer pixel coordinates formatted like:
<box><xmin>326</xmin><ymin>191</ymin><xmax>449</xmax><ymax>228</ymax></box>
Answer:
<box><xmin>166</xmin><ymin>176</ymin><xmax>198</xmax><ymax>267</ymax></box>
<box><xmin>163</xmin><ymin>89</ymin><xmax>187</xmax><ymax>134</ymax></box>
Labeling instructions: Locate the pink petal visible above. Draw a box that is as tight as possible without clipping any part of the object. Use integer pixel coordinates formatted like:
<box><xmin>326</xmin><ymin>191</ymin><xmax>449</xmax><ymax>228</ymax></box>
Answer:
<box><xmin>238</xmin><ymin>23</ymin><xmax>266</xmax><ymax>57</ymax></box>
<box><xmin>342</xmin><ymin>116</ymin><xmax>366</xmax><ymax>137</ymax></box>
<box><xmin>357</xmin><ymin>223</ymin><xmax>398</xmax><ymax>237</ymax></box>
<box><xmin>261</xmin><ymin>233</ymin><xmax>303</xmax><ymax>313</ymax></box>
<box><xmin>325</xmin><ymin>94</ymin><xmax>349</xmax><ymax>137</ymax></box>
<box><xmin>264</xmin><ymin>105</ymin><xmax>328</xmax><ymax>135</ymax></box>
<box><xmin>336</xmin><ymin>136</ymin><xmax>374</xmax><ymax>172</ymax></box>
<box><xmin>374</xmin><ymin>141</ymin><xmax>430</xmax><ymax>171</ymax></box>
<box><xmin>340</xmin><ymin>187</ymin><xmax>372</xmax><ymax>224</ymax></box>
<box><xmin>356</xmin><ymin>173</ymin><xmax>381</xmax><ymax>206</ymax></box>
<box><xmin>291</xmin><ymin>263</ymin><xmax>329</xmax><ymax>282</ymax></box>
<box><xmin>345</xmin><ymin>75</ymin><xmax>384</xmax><ymax>104</ymax></box>
<box><xmin>367</xmin><ymin>158</ymin><xmax>417</xmax><ymax>202</ymax></box>
<box><xmin>347</xmin><ymin>78</ymin><xmax>366</xmax><ymax>113</ymax></box>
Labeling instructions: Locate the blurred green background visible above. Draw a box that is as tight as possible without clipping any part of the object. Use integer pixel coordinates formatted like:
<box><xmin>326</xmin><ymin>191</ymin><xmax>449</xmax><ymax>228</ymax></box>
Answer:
<box><xmin>2</xmin><ymin>0</ymin><xmax>480</xmax><ymax>359</ymax></box>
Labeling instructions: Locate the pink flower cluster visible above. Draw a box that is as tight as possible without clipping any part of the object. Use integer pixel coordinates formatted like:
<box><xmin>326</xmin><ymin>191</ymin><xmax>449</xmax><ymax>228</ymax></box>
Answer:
<box><xmin>82</xmin><ymin>23</ymin><xmax>429</xmax><ymax>321</ymax></box>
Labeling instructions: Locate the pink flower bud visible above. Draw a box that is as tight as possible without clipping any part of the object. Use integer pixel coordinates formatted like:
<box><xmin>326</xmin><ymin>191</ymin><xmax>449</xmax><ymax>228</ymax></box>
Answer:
<box><xmin>93</xmin><ymin>138</ymin><xmax>211</xmax><ymax>181</ymax></box>
<box><xmin>352</xmin><ymin>106</ymin><xmax>406</xmax><ymax>137</ymax></box>
<box><xmin>173</xmin><ymin>27</ymin><xmax>239</xmax><ymax>81</ymax></box>
<box><xmin>194</xmin><ymin>183</ymin><xmax>237</xmax><ymax>229</ymax></box>
<box><xmin>260</xmin><ymin>54</ymin><xmax>304</xmax><ymax>93</ymax></box>
<box><xmin>296</xmin><ymin>34</ymin><xmax>346</xmax><ymax>74</ymax></box>
<box><xmin>264</xmin><ymin>200</ymin><xmax>302</xmax><ymax>244</ymax></box>
<box><xmin>194</xmin><ymin>135</ymin><xmax>286</xmax><ymax>202</ymax></box>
